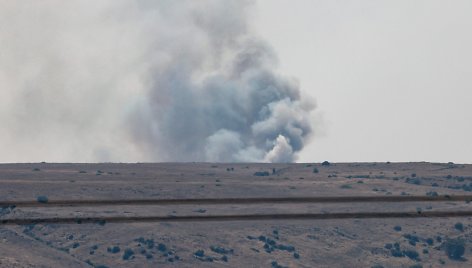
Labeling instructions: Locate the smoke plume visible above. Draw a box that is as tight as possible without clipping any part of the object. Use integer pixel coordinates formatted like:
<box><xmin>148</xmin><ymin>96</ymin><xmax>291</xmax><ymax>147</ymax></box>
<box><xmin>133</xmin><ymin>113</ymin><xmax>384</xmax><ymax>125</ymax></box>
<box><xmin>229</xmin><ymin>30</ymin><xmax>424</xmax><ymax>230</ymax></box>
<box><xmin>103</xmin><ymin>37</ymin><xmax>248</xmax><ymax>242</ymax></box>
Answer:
<box><xmin>0</xmin><ymin>1</ymin><xmax>315</xmax><ymax>163</ymax></box>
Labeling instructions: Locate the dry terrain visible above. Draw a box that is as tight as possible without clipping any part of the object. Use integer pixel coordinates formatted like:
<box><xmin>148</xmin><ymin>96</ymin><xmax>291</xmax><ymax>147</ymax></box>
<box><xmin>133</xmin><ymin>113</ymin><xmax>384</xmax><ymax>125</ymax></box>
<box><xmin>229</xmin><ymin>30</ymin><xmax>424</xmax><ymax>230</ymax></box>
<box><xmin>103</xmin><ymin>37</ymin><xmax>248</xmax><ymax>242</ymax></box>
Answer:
<box><xmin>0</xmin><ymin>162</ymin><xmax>471</xmax><ymax>267</ymax></box>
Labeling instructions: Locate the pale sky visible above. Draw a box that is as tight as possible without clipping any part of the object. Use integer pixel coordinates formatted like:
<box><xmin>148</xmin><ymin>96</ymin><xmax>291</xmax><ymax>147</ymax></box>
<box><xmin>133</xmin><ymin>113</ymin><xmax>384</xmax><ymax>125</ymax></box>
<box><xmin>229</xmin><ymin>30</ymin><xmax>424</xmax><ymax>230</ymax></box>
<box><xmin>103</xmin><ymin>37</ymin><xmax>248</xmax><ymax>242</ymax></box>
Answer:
<box><xmin>0</xmin><ymin>1</ymin><xmax>471</xmax><ymax>163</ymax></box>
<box><xmin>255</xmin><ymin>0</ymin><xmax>472</xmax><ymax>163</ymax></box>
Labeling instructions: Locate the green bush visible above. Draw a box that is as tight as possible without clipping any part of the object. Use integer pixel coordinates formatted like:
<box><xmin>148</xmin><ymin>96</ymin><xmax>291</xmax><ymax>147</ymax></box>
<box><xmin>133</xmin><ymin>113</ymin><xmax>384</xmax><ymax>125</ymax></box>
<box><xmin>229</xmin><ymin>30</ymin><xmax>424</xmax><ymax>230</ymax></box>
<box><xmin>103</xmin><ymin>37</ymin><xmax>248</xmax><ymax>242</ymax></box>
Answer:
<box><xmin>254</xmin><ymin>171</ymin><xmax>270</xmax><ymax>176</ymax></box>
<box><xmin>444</xmin><ymin>238</ymin><xmax>465</xmax><ymax>260</ymax></box>
<box><xmin>123</xmin><ymin>248</ymin><xmax>134</xmax><ymax>260</ymax></box>
<box><xmin>107</xmin><ymin>246</ymin><xmax>120</xmax><ymax>253</ymax></box>
<box><xmin>36</xmin><ymin>196</ymin><xmax>48</xmax><ymax>203</ymax></box>
<box><xmin>403</xmin><ymin>249</ymin><xmax>419</xmax><ymax>260</ymax></box>
<box><xmin>454</xmin><ymin>222</ymin><xmax>464</xmax><ymax>232</ymax></box>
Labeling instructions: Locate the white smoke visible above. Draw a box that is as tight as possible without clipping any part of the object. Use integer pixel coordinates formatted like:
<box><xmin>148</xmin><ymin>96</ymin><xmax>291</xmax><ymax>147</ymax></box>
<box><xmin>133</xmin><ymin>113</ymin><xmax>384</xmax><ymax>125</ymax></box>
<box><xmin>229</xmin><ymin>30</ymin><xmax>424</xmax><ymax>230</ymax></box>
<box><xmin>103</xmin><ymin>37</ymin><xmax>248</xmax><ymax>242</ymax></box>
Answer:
<box><xmin>264</xmin><ymin>135</ymin><xmax>294</xmax><ymax>163</ymax></box>
<box><xmin>0</xmin><ymin>0</ymin><xmax>315</xmax><ymax>163</ymax></box>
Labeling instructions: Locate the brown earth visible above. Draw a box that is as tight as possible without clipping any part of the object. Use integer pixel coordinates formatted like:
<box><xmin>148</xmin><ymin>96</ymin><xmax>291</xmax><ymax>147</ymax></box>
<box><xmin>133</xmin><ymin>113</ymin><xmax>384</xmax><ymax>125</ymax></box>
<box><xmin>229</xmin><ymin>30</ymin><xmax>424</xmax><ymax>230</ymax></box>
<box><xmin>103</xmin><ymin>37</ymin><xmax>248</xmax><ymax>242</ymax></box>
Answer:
<box><xmin>0</xmin><ymin>162</ymin><xmax>471</xmax><ymax>267</ymax></box>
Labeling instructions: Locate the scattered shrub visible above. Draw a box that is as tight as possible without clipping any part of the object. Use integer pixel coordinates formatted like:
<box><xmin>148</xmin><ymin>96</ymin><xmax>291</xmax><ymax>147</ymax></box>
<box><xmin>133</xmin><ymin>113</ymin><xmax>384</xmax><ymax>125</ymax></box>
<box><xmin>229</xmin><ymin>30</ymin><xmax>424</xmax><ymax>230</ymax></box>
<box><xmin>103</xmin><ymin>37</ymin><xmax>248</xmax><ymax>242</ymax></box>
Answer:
<box><xmin>391</xmin><ymin>248</ymin><xmax>404</xmax><ymax>257</ymax></box>
<box><xmin>321</xmin><ymin>161</ymin><xmax>330</xmax><ymax>166</ymax></box>
<box><xmin>0</xmin><ymin>205</ymin><xmax>15</xmax><ymax>217</ymax></box>
<box><xmin>426</xmin><ymin>238</ymin><xmax>434</xmax><ymax>246</ymax></box>
<box><xmin>271</xmin><ymin>261</ymin><xmax>288</xmax><ymax>268</ymax></box>
<box><xmin>454</xmin><ymin>222</ymin><xmax>464</xmax><ymax>232</ymax></box>
<box><xmin>36</xmin><ymin>196</ymin><xmax>48</xmax><ymax>204</ymax></box>
<box><xmin>444</xmin><ymin>238</ymin><xmax>465</xmax><ymax>260</ymax></box>
<box><xmin>107</xmin><ymin>246</ymin><xmax>120</xmax><ymax>253</ymax></box>
<box><xmin>158</xmin><ymin>243</ymin><xmax>167</xmax><ymax>252</ymax></box>
<box><xmin>462</xmin><ymin>183</ymin><xmax>472</xmax><ymax>191</ymax></box>
<box><xmin>254</xmin><ymin>171</ymin><xmax>270</xmax><ymax>176</ymax></box>
<box><xmin>276</xmin><ymin>244</ymin><xmax>295</xmax><ymax>252</ymax></box>
<box><xmin>403</xmin><ymin>249</ymin><xmax>420</xmax><ymax>260</ymax></box>
<box><xmin>347</xmin><ymin>175</ymin><xmax>370</xmax><ymax>179</ymax></box>
<box><xmin>144</xmin><ymin>239</ymin><xmax>155</xmax><ymax>249</ymax></box>
<box><xmin>394</xmin><ymin>226</ymin><xmax>402</xmax><ymax>232</ymax></box>
<box><xmin>210</xmin><ymin>246</ymin><xmax>233</xmax><ymax>255</ymax></box>
<box><xmin>194</xmin><ymin>250</ymin><xmax>213</xmax><ymax>262</ymax></box>
<box><xmin>123</xmin><ymin>248</ymin><xmax>134</xmax><ymax>260</ymax></box>
<box><xmin>404</xmin><ymin>234</ymin><xmax>420</xmax><ymax>246</ymax></box>
<box><xmin>313</xmin><ymin>168</ymin><xmax>319</xmax><ymax>173</ymax></box>
<box><xmin>406</xmin><ymin>178</ymin><xmax>421</xmax><ymax>185</ymax></box>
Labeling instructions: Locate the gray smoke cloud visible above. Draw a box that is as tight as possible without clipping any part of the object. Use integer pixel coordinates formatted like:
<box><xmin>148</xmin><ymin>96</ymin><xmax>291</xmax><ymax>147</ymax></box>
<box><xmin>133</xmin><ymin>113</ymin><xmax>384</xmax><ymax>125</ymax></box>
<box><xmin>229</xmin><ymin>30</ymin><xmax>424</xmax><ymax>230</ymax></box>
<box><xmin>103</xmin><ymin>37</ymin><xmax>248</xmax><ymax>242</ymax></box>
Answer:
<box><xmin>0</xmin><ymin>1</ymin><xmax>315</xmax><ymax>163</ymax></box>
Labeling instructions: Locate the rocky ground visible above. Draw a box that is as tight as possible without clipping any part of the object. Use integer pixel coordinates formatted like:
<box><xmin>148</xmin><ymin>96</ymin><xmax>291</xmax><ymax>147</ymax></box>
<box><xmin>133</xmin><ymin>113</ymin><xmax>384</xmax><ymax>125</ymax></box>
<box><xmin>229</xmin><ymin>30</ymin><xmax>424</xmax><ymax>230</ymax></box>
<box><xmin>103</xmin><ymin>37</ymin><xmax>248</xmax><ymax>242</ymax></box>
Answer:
<box><xmin>0</xmin><ymin>162</ymin><xmax>471</xmax><ymax>267</ymax></box>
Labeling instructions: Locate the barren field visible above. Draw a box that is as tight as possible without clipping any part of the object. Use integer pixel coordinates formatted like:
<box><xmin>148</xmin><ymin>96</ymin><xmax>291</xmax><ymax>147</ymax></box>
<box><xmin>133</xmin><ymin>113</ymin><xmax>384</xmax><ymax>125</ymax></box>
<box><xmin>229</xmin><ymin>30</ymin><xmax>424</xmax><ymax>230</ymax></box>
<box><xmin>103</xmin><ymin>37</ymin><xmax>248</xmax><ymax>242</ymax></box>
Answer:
<box><xmin>0</xmin><ymin>162</ymin><xmax>471</xmax><ymax>267</ymax></box>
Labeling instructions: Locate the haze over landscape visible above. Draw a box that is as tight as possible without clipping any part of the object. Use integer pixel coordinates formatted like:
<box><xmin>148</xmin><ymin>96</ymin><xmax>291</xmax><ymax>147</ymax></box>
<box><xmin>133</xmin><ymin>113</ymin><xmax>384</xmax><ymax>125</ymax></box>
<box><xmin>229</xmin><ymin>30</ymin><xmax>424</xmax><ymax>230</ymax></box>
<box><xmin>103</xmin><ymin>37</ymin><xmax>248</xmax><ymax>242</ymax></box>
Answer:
<box><xmin>0</xmin><ymin>1</ymin><xmax>314</xmax><ymax>163</ymax></box>
<box><xmin>0</xmin><ymin>2</ymin><xmax>472</xmax><ymax>267</ymax></box>
<box><xmin>1</xmin><ymin>0</ymin><xmax>471</xmax><ymax>163</ymax></box>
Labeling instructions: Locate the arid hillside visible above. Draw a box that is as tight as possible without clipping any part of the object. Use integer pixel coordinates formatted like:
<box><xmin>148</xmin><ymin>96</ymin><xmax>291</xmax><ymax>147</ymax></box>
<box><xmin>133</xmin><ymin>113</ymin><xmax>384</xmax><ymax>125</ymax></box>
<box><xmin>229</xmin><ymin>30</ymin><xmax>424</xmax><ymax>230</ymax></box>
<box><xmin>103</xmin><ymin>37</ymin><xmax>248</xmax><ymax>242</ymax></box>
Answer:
<box><xmin>0</xmin><ymin>162</ymin><xmax>471</xmax><ymax>267</ymax></box>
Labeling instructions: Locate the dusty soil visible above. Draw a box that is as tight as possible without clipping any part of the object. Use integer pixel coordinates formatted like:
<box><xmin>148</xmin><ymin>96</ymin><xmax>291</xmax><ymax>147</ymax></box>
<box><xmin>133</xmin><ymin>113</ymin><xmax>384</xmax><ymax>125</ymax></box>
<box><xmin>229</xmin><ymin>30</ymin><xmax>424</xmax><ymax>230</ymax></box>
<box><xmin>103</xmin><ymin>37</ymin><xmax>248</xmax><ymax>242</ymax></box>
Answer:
<box><xmin>0</xmin><ymin>162</ymin><xmax>471</xmax><ymax>267</ymax></box>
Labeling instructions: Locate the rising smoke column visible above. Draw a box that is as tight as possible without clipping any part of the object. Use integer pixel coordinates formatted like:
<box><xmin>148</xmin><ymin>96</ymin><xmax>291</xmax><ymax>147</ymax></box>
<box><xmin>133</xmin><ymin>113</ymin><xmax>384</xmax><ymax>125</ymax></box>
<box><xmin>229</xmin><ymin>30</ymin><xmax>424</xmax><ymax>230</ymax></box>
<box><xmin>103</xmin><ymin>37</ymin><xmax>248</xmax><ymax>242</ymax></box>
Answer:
<box><xmin>130</xmin><ymin>1</ymin><xmax>315</xmax><ymax>162</ymax></box>
<box><xmin>0</xmin><ymin>0</ymin><xmax>315</xmax><ymax>163</ymax></box>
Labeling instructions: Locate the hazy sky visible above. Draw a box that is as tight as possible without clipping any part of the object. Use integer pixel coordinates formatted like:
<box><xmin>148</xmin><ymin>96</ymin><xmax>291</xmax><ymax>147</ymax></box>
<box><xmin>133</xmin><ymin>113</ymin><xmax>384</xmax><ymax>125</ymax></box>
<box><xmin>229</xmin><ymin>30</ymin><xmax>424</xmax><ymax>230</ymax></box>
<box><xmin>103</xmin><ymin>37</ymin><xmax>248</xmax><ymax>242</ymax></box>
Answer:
<box><xmin>0</xmin><ymin>1</ymin><xmax>471</xmax><ymax>163</ymax></box>
<box><xmin>256</xmin><ymin>0</ymin><xmax>472</xmax><ymax>163</ymax></box>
